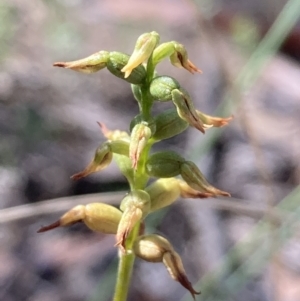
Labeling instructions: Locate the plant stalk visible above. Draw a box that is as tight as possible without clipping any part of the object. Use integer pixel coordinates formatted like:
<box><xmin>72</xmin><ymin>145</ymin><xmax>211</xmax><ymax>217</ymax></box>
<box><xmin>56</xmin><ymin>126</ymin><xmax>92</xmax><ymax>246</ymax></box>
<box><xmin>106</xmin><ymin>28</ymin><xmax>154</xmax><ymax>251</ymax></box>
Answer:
<box><xmin>112</xmin><ymin>222</ymin><xmax>140</xmax><ymax>301</ymax></box>
<box><xmin>112</xmin><ymin>51</ymin><xmax>156</xmax><ymax>301</ymax></box>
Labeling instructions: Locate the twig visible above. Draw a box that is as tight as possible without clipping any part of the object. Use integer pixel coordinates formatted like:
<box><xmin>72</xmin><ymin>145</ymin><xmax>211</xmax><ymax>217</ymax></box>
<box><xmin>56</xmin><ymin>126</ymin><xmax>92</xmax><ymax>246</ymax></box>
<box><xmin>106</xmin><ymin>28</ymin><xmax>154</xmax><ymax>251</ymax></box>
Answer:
<box><xmin>0</xmin><ymin>192</ymin><xmax>285</xmax><ymax>224</ymax></box>
<box><xmin>0</xmin><ymin>191</ymin><xmax>124</xmax><ymax>224</ymax></box>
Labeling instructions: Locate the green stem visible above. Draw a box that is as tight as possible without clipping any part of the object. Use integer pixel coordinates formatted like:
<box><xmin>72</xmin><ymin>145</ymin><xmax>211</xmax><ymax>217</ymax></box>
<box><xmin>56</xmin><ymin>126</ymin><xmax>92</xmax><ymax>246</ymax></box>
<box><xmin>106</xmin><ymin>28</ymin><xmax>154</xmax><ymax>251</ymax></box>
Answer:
<box><xmin>134</xmin><ymin>141</ymin><xmax>152</xmax><ymax>189</ymax></box>
<box><xmin>112</xmin><ymin>223</ymin><xmax>140</xmax><ymax>301</ymax></box>
<box><xmin>139</xmin><ymin>52</ymin><xmax>156</xmax><ymax>120</ymax></box>
<box><xmin>113</xmin><ymin>52</ymin><xmax>155</xmax><ymax>301</ymax></box>
<box><xmin>146</xmin><ymin>53</ymin><xmax>155</xmax><ymax>83</ymax></box>
<box><xmin>140</xmin><ymin>86</ymin><xmax>152</xmax><ymax>120</ymax></box>
<box><xmin>113</xmin><ymin>145</ymin><xmax>150</xmax><ymax>301</ymax></box>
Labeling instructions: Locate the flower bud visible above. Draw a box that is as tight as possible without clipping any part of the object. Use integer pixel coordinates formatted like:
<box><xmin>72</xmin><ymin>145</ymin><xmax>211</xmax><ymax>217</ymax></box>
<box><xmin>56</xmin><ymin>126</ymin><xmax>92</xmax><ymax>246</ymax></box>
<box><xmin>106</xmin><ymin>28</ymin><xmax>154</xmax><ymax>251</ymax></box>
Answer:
<box><xmin>53</xmin><ymin>51</ymin><xmax>109</xmax><ymax>73</ymax></box>
<box><xmin>130</xmin><ymin>123</ymin><xmax>152</xmax><ymax>169</ymax></box>
<box><xmin>121</xmin><ymin>31</ymin><xmax>160</xmax><ymax>78</ymax></box>
<box><xmin>180</xmin><ymin>161</ymin><xmax>230</xmax><ymax>197</ymax></box>
<box><xmin>145</xmin><ymin>178</ymin><xmax>181</xmax><ymax>212</ymax></box>
<box><xmin>171</xmin><ymin>89</ymin><xmax>205</xmax><ymax>133</ymax></box>
<box><xmin>116</xmin><ymin>190</ymin><xmax>151</xmax><ymax>251</ymax></box>
<box><xmin>152</xmin><ymin>108</ymin><xmax>189</xmax><ymax>141</ymax></box>
<box><xmin>107</xmin><ymin>52</ymin><xmax>147</xmax><ymax>84</ymax></box>
<box><xmin>149</xmin><ymin>76</ymin><xmax>181</xmax><ymax>101</ymax></box>
<box><xmin>133</xmin><ymin>234</ymin><xmax>200</xmax><ymax>299</ymax></box>
<box><xmin>170</xmin><ymin>42</ymin><xmax>201</xmax><ymax>74</ymax></box>
<box><xmin>71</xmin><ymin>142</ymin><xmax>113</xmax><ymax>180</ymax></box>
<box><xmin>196</xmin><ymin>110</ymin><xmax>233</xmax><ymax>128</ymax></box>
<box><xmin>37</xmin><ymin>203</ymin><xmax>122</xmax><ymax>234</ymax></box>
<box><xmin>146</xmin><ymin>151</ymin><xmax>185</xmax><ymax>178</ymax></box>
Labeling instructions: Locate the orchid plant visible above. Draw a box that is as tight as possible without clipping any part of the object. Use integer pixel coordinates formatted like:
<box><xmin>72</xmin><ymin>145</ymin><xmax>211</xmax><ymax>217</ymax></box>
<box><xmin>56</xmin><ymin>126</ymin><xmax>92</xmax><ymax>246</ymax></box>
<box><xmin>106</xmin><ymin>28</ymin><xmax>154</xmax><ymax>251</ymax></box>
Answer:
<box><xmin>38</xmin><ymin>31</ymin><xmax>232</xmax><ymax>301</ymax></box>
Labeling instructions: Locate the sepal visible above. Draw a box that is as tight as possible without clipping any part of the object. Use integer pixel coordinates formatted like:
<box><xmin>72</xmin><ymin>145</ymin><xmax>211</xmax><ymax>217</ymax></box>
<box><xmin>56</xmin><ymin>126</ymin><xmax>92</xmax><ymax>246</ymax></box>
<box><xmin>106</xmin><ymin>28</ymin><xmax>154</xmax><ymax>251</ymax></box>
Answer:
<box><xmin>130</xmin><ymin>123</ymin><xmax>152</xmax><ymax>169</ymax></box>
<box><xmin>152</xmin><ymin>108</ymin><xmax>188</xmax><ymax>141</ymax></box>
<box><xmin>71</xmin><ymin>142</ymin><xmax>113</xmax><ymax>180</ymax></box>
<box><xmin>149</xmin><ymin>77</ymin><xmax>206</xmax><ymax>133</ymax></box>
<box><xmin>121</xmin><ymin>31</ymin><xmax>160</xmax><ymax>78</ymax></box>
<box><xmin>177</xmin><ymin>179</ymin><xmax>214</xmax><ymax>198</ymax></box>
<box><xmin>196</xmin><ymin>110</ymin><xmax>233</xmax><ymax>128</ymax></box>
<box><xmin>107</xmin><ymin>52</ymin><xmax>147</xmax><ymax>84</ymax></box>
<box><xmin>37</xmin><ymin>203</ymin><xmax>122</xmax><ymax>234</ymax></box>
<box><xmin>133</xmin><ymin>234</ymin><xmax>200</xmax><ymax>299</ymax></box>
<box><xmin>145</xmin><ymin>178</ymin><xmax>181</xmax><ymax>212</ymax></box>
<box><xmin>152</xmin><ymin>42</ymin><xmax>176</xmax><ymax>66</ymax></box>
<box><xmin>146</xmin><ymin>178</ymin><xmax>213</xmax><ymax>213</ymax></box>
<box><xmin>149</xmin><ymin>76</ymin><xmax>181</xmax><ymax>101</ymax></box>
<box><xmin>98</xmin><ymin>122</ymin><xmax>130</xmax><ymax>141</ymax></box>
<box><xmin>152</xmin><ymin>41</ymin><xmax>201</xmax><ymax>74</ymax></box>
<box><xmin>130</xmin><ymin>115</ymin><xmax>156</xmax><ymax>134</ymax></box>
<box><xmin>71</xmin><ymin>140</ymin><xmax>129</xmax><ymax>180</ymax></box>
<box><xmin>110</xmin><ymin>140</ymin><xmax>130</xmax><ymax>156</ymax></box>
<box><xmin>171</xmin><ymin>89</ymin><xmax>205</xmax><ymax>133</ymax></box>
<box><xmin>180</xmin><ymin>161</ymin><xmax>230</xmax><ymax>197</ymax></box>
<box><xmin>98</xmin><ymin>123</ymin><xmax>133</xmax><ymax>184</ymax></box>
<box><xmin>116</xmin><ymin>190</ymin><xmax>151</xmax><ymax>252</ymax></box>
<box><xmin>146</xmin><ymin>151</ymin><xmax>185</xmax><ymax>178</ymax></box>
<box><xmin>53</xmin><ymin>51</ymin><xmax>109</xmax><ymax>73</ymax></box>
<box><xmin>170</xmin><ymin>42</ymin><xmax>201</xmax><ymax>74</ymax></box>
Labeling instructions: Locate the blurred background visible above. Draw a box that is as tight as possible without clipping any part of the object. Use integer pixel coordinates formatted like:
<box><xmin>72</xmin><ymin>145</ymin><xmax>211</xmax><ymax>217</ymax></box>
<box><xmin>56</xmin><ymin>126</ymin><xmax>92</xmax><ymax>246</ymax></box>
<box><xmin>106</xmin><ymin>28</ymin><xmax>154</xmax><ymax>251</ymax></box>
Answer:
<box><xmin>1</xmin><ymin>0</ymin><xmax>300</xmax><ymax>300</ymax></box>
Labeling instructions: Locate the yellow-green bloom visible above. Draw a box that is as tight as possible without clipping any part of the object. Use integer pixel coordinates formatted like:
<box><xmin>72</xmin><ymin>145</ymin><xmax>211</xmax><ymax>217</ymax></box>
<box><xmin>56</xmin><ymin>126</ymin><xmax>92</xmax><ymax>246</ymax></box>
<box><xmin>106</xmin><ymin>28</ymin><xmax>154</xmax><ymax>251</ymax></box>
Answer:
<box><xmin>146</xmin><ymin>178</ymin><xmax>181</xmax><ymax>212</ymax></box>
<box><xmin>149</xmin><ymin>76</ymin><xmax>206</xmax><ymax>133</ymax></box>
<box><xmin>133</xmin><ymin>234</ymin><xmax>200</xmax><ymax>299</ymax></box>
<box><xmin>71</xmin><ymin>143</ymin><xmax>113</xmax><ymax>180</ymax></box>
<box><xmin>171</xmin><ymin>89</ymin><xmax>205</xmax><ymax>133</ymax></box>
<box><xmin>37</xmin><ymin>203</ymin><xmax>122</xmax><ymax>234</ymax></box>
<box><xmin>181</xmin><ymin>161</ymin><xmax>230</xmax><ymax>197</ymax></box>
<box><xmin>71</xmin><ymin>140</ymin><xmax>129</xmax><ymax>180</ymax></box>
<box><xmin>130</xmin><ymin>123</ymin><xmax>152</xmax><ymax>169</ymax></box>
<box><xmin>146</xmin><ymin>151</ymin><xmax>184</xmax><ymax>178</ymax></box>
<box><xmin>196</xmin><ymin>110</ymin><xmax>233</xmax><ymax>128</ymax></box>
<box><xmin>116</xmin><ymin>190</ymin><xmax>151</xmax><ymax>252</ymax></box>
<box><xmin>146</xmin><ymin>178</ymin><xmax>213</xmax><ymax>213</ymax></box>
<box><xmin>107</xmin><ymin>52</ymin><xmax>147</xmax><ymax>84</ymax></box>
<box><xmin>146</xmin><ymin>151</ymin><xmax>230</xmax><ymax>197</ymax></box>
<box><xmin>53</xmin><ymin>51</ymin><xmax>109</xmax><ymax>73</ymax></box>
<box><xmin>49</xmin><ymin>32</ymin><xmax>233</xmax><ymax>301</ymax></box>
<box><xmin>152</xmin><ymin>41</ymin><xmax>201</xmax><ymax>74</ymax></box>
<box><xmin>149</xmin><ymin>76</ymin><xmax>181</xmax><ymax>101</ymax></box>
<box><xmin>98</xmin><ymin>122</ymin><xmax>130</xmax><ymax>141</ymax></box>
<box><xmin>170</xmin><ymin>42</ymin><xmax>201</xmax><ymax>74</ymax></box>
<box><xmin>152</xmin><ymin>108</ymin><xmax>189</xmax><ymax>141</ymax></box>
<box><xmin>121</xmin><ymin>31</ymin><xmax>160</xmax><ymax>78</ymax></box>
